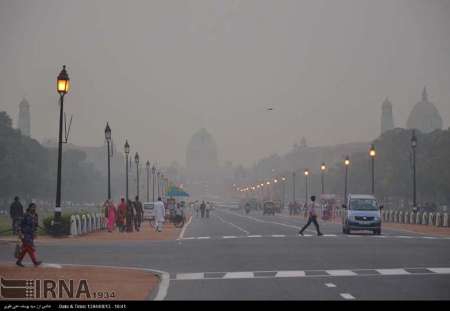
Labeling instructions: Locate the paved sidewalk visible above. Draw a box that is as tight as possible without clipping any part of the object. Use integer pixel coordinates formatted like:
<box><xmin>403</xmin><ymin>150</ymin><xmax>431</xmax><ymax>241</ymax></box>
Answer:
<box><xmin>0</xmin><ymin>215</ymin><xmax>192</xmax><ymax>244</ymax></box>
<box><xmin>0</xmin><ymin>263</ymin><xmax>159</xmax><ymax>300</ymax></box>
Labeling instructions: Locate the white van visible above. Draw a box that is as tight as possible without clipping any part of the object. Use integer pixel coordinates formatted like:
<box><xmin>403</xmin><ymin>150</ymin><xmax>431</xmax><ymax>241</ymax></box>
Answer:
<box><xmin>143</xmin><ymin>202</ymin><xmax>156</xmax><ymax>220</ymax></box>
<box><xmin>342</xmin><ymin>194</ymin><xmax>383</xmax><ymax>235</ymax></box>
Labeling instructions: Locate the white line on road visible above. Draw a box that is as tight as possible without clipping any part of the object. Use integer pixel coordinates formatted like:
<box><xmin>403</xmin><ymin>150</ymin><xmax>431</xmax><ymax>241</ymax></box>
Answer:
<box><xmin>275</xmin><ymin>271</ymin><xmax>306</xmax><ymax>278</ymax></box>
<box><xmin>340</xmin><ymin>293</ymin><xmax>356</xmax><ymax>300</ymax></box>
<box><xmin>223</xmin><ymin>236</ymin><xmax>237</xmax><ymax>239</ymax></box>
<box><xmin>248</xmin><ymin>235</ymin><xmax>262</xmax><ymax>238</ymax></box>
<box><xmin>325</xmin><ymin>283</ymin><xmax>336</xmax><ymax>288</ymax></box>
<box><xmin>427</xmin><ymin>268</ymin><xmax>450</xmax><ymax>274</ymax></box>
<box><xmin>197</xmin><ymin>237</ymin><xmax>211</xmax><ymax>239</ymax></box>
<box><xmin>326</xmin><ymin>270</ymin><xmax>358</xmax><ymax>276</ymax></box>
<box><xmin>271</xmin><ymin>234</ymin><xmax>286</xmax><ymax>237</ymax></box>
<box><xmin>223</xmin><ymin>272</ymin><xmax>254</xmax><ymax>279</ymax></box>
<box><xmin>376</xmin><ymin>269</ymin><xmax>410</xmax><ymax>275</ymax></box>
<box><xmin>176</xmin><ymin>273</ymin><xmax>205</xmax><ymax>280</ymax></box>
<box><xmin>177</xmin><ymin>215</ymin><xmax>193</xmax><ymax>240</ymax></box>
<box><xmin>215</xmin><ymin>214</ymin><xmax>250</xmax><ymax>235</ymax></box>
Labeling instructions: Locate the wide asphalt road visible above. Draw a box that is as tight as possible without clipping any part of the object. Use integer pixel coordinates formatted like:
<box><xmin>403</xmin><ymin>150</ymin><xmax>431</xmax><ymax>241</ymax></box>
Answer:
<box><xmin>1</xmin><ymin>205</ymin><xmax>449</xmax><ymax>300</ymax></box>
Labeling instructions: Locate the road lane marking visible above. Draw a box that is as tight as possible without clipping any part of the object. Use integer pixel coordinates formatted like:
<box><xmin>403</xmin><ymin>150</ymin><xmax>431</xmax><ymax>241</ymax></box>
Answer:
<box><xmin>248</xmin><ymin>235</ymin><xmax>262</xmax><ymax>238</ymax></box>
<box><xmin>223</xmin><ymin>236</ymin><xmax>237</xmax><ymax>239</ymax></box>
<box><xmin>223</xmin><ymin>272</ymin><xmax>254</xmax><ymax>279</ymax></box>
<box><xmin>42</xmin><ymin>263</ymin><xmax>62</xmax><ymax>269</ymax></box>
<box><xmin>271</xmin><ymin>234</ymin><xmax>286</xmax><ymax>237</ymax></box>
<box><xmin>325</xmin><ymin>283</ymin><xmax>336</xmax><ymax>288</ymax></box>
<box><xmin>176</xmin><ymin>273</ymin><xmax>205</xmax><ymax>280</ymax></box>
<box><xmin>326</xmin><ymin>270</ymin><xmax>357</xmax><ymax>276</ymax></box>
<box><xmin>215</xmin><ymin>214</ymin><xmax>250</xmax><ymax>235</ymax></box>
<box><xmin>323</xmin><ymin>234</ymin><xmax>337</xmax><ymax>237</ymax></box>
<box><xmin>275</xmin><ymin>271</ymin><xmax>306</xmax><ymax>278</ymax></box>
<box><xmin>171</xmin><ymin>266</ymin><xmax>450</xmax><ymax>281</ymax></box>
<box><xmin>197</xmin><ymin>237</ymin><xmax>211</xmax><ymax>239</ymax></box>
<box><xmin>427</xmin><ymin>268</ymin><xmax>450</xmax><ymax>274</ymax></box>
<box><xmin>340</xmin><ymin>293</ymin><xmax>355</xmax><ymax>300</ymax></box>
<box><xmin>177</xmin><ymin>215</ymin><xmax>193</xmax><ymax>240</ymax></box>
<box><xmin>376</xmin><ymin>269</ymin><xmax>410</xmax><ymax>275</ymax></box>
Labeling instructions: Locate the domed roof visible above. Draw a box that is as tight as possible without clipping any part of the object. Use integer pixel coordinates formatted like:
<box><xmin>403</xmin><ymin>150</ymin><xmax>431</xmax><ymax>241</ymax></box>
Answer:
<box><xmin>406</xmin><ymin>88</ymin><xmax>443</xmax><ymax>133</ymax></box>
<box><xmin>382</xmin><ymin>98</ymin><xmax>392</xmax><ymax>109</ymax></box>
<box><xmin>19</xmin><ymin>98</ymin><xmax>29</xmax><ymax>108</ymax></box>
<box><xmin>186</xmin><ymin>128</ymin><xmax>218</xmax><ymax>172</ymax></box>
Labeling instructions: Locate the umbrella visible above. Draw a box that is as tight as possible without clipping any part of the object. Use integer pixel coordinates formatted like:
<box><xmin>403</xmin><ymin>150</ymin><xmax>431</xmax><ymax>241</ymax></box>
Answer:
<box><xmin>166</xmin><ymin>186</ymin><xmax>190</xmax><ymax>197</ymax></box>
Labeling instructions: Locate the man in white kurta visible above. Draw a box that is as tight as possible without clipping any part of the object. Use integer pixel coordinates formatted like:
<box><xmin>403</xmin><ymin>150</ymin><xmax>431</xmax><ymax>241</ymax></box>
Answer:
<box><xmin>154</xmin><ymin>197</ymin><xmax>165</xmax><ymax>232</ymax></box>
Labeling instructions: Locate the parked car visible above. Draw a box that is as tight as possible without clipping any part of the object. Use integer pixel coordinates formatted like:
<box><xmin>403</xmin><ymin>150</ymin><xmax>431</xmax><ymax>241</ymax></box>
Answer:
<box><xmin>143</xmin><ymin>202</ymin><xmax>156</xmax><ymax>221</ymax></box>
<box><xmin>342</xmin><ymin>194</ymin><xmax>383</xmax><ymax>235</ymax></box>
<box><xmin>263</xmin><ymin>201</ymin><xmax>276</xmax><ymax>216</ymax></box>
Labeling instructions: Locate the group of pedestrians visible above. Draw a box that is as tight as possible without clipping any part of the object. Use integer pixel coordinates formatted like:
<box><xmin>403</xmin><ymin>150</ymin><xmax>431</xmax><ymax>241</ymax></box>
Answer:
<box><xmin>104</xmin><ymin>196</ymin><xmax>144</xmax><ymax>233</ymax></box>
<box><xmin>195</xmin><ymin>200</ymin><xmax>212</xmax><ymax>218</ymax></box>
<box><xmin>9</xmin><ymin>196</ymin><xmax>42</xmax><ymax>267</ymax></box>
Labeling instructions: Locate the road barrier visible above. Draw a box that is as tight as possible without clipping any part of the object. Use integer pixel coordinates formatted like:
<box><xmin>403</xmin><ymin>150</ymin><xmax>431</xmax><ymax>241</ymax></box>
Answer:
<box><xmin>422</xmin><ymin>212</ymin><xmax>428</xmax><ymax>225</ymax></box>
<box><xmin>444</xmin><ymin>213</ymin><xmax>449</xmax><ymax>227</ymax></box>
<box><xmin>435</xmin><ymin>213</ymin><xmax>441</xmax><ymax>227</ymax></box>
<box><xmin>70</xmin><ymin>215</ymin><xmax>77</xmax><ymax>236</ymax></box>
<box><xmin>416</xmin><ymin>212</ymin><xmax>422</xmax><ymax>224</ymax></box>
<box><xmin>428</xmin><ymin>213</ymin><xmax>434</xmax><ymax>226</ymax></box>
<box><xmin>87</xmin><ymin>214</ymin><xmax>92</xmax><ymax>232</ymax></box>
<box><xmin>410</xmin><ymin>212</ymin><xmax>415</xmax><ymax>224</ymax></box>
<box><xmin>404</xmin><ymin>212</ymin><xmax>409</xmax><ymax>224</ymax></box>
<box><xmin>75</xmin><ymin>215</ymin><xmax>81</xmax><ymax>234</ymax></box>
<box><xmin>398</xmin><ymin>211</ymin><xmax>403</xmax><ymax>224</ymax></box>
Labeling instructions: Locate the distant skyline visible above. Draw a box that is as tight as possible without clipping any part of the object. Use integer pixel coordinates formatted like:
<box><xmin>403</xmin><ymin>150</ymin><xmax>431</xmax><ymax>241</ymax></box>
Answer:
<box><xmin>1</xmin><ymin>0</ymin><xmax>449</xmax><ymax>167</ymax></box>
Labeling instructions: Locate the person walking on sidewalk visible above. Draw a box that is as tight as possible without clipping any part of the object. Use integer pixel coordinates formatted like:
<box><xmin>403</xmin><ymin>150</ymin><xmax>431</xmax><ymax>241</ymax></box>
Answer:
<box><xmin>104</xmin><ymin>200</ymin><xmax>116</xmax><ymax>233</ymax></box>
<box><xmin>16</xmin><ymin>203</ymin><xmax>42</xmax><ymax>267</ymax></box>
<box><xmin>134</xmin><ymin>196</ymin><xmax>143</xmax><ymax>232</ymax></box>
<box><xmin>126</xmin><ymin>199</ymin><xmax>134</xmax><ymax>232</ymax></box>
<box><xmin>154</xmin><ymin>197</ymin><xmax>165</xmax><ymax>232</ymax></box>
<box><xmin>117</xmin><ymin>198</ymin><xmax>127</xmax><ymax>233</ymax></box>
<box><xmin>299</xmin><ymin>196</ymin><xmax>323</xmax><ymax>236</ymax></box>
<box><xmin>10</xmin><ymin>196</ymin><xmax>24</xmax><ymax>234</ymax></box>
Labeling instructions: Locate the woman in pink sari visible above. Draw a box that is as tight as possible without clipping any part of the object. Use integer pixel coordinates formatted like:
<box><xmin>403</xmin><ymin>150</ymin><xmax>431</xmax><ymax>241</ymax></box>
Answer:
<box><xmin>105</xmin><ymin>200</ymin><xmax>116</xmax><ymax>232</ymax></box>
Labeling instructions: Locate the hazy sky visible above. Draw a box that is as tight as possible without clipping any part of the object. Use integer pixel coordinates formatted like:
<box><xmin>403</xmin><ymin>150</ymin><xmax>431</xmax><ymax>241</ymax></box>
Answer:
<box><xmin>1</xmin><ymin>0</ymin><xmax>449</xmax><ymax>167</ymax></box>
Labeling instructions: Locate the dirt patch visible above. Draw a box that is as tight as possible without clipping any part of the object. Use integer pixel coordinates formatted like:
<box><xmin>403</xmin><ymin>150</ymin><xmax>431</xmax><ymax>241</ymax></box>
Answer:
<box><xmin>0</xmin><ymin>263</ymin><xmax>159</xmax><ymax>300</ymax></box>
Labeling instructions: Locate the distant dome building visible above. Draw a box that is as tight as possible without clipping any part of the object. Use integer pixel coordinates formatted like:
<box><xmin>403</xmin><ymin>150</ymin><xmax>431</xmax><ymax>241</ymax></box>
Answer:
<box><xmin>18</xmin><ymin>98</ymin><xmax>31</xmax><ymax>137</ymax></box>
<box><xmin>381</xmin><ymin>98</ymin><xmax>394</xmax><ymax>135</ymax></box>
<box><xmin>407</xmin><ymin>87</ymin><xmax>443</xmax><ymax>133</ymax></box>
<box><xmin>186</xmin><ymin>128</ymin><xmax>218</xmax><ymax>179</ymax></box>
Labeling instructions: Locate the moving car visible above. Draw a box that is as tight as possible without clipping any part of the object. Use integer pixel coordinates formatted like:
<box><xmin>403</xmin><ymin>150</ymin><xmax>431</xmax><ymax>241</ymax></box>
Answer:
<box><xmin>342</xmin><ymin>194</ymin><xmax>383</xmax><ymax>235</ymax></box>
<box><xmin>263</xmin><ymin>201</ymin><xmax>276</xmax><ymax>216</ymax></box>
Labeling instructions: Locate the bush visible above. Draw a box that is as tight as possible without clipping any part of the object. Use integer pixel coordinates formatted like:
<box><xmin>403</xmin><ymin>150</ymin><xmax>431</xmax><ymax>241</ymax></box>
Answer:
<box><xmin>43</xmin><ymin>214</ymin><xmax>72</xmax><ymax>236</ymax></box>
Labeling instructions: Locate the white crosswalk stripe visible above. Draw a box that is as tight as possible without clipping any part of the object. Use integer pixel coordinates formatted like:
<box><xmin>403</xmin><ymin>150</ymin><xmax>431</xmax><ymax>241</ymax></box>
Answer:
<box><xmin>173</xmin><ymin>267</ymin><xmax>450</xmax><ymax>280</ymax></box>
<box><xmin>376</xmin><ymin>269</ymin><xmax>410</xmax><ymax>275</ymax></box>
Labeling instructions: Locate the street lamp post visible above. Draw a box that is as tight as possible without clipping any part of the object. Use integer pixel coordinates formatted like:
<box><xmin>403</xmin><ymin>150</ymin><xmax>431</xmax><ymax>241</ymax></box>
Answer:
<box><xmin>55</xmin><ymin>65</ymin><xmax>70</xmax><ymax>222</ymax></box>
<box><xmin>157</xmin><ymin>171</ymin><xmax>160</xmax><ymax>198</ymax></box>
<box><xmin>135</xmin><ymin>152</ymin><xmax>140</xmax><ymax>197</ymax></box>
<box><xmin>292</xmin><ymin>172</ymin><xmax>296</xmax><ymax>203</ymax></box>
<box><xmin>152</xmin><ymin>165</ymin><xmax>156</xmax><ymax>202</ymax></box>
<box><xmin>124</xmin><ymin>141</ymin><xmax>130</xmax><ymax>200</ymax></box>
<box><xmin>369</xmin><ymin>144</ymin><xmax>376</xmax><ymax>195</ymax></box>
<box><xmin>344</xmin><ymin>156</ymin><xmax>350</xmax><ymax>202</ymax></box>
<box><xmin>105</xmin><ymin>123</ymin><xmax>112</xmax><ymax>200</ymax></box>
<box><xmin>281</xmin><ymin>177</ymin><xmax>286</xmax><ymax>208</ymax></box>
<box><xmin>411</xmin><ymin>130</ymin><xmax>417</xmax><ymax>210</ymax></box>
<box><xmin>320</xmin><ymin>163</ymin><xmax>326</xmax><ymax>195</ymax></box>
<box><xmin>146</xmin><ymin>161</ymin><xmax>150</xmax><ymax>202</ymax></box>
<box><xmin>304</xmin><ymin>169</ymin><xmax>309</xmax><ymax>202</ymax></box>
